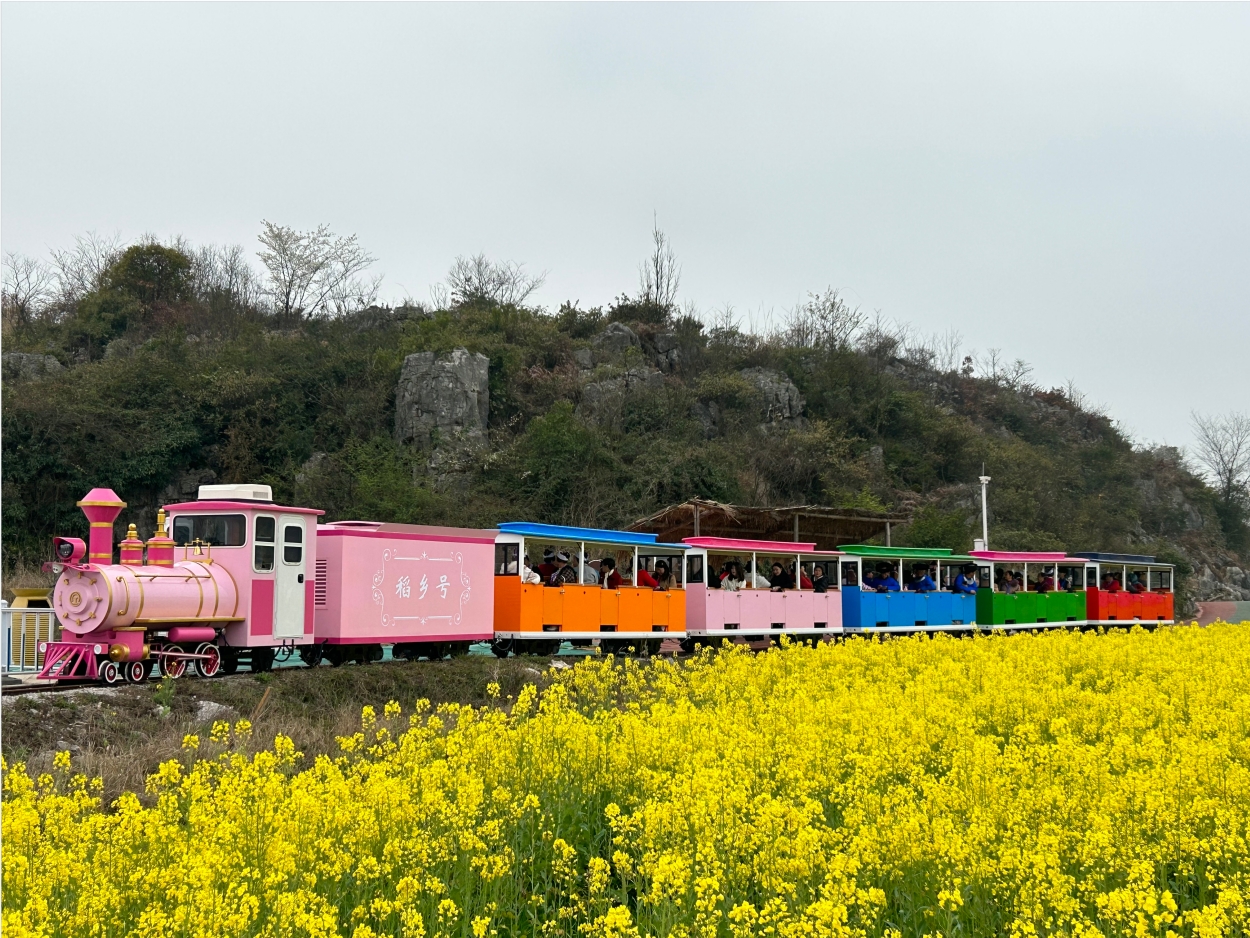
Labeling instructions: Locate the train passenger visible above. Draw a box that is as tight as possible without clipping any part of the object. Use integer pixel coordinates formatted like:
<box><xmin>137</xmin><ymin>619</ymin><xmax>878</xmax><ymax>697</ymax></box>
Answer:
<box><xmin>600</xmin><ymin>557</ymin><xmax>623</xmax><ymax>589</ymax></box>
<box><xmin>908</xmin><ymin>565</ymin><xmax>937</xmax><ymax>592</ymax></box>
<box><xmin>547</xmin><ymin>551</ymin><xmax>578</xmax><ymax>587</ymax></box>
<box><xmin>953</xmin><ymin>564</ymin><xmax>979</xmax><ymax>594</ymax></box>
<box><xmin>810</xmin><ymin>564</ymin><xmax>829</xmax><ymax>593</ymax></box>
<box><xmin>537</xmin><ymin>548</ymin><xmax>557</xmax><ymax>581</ymax></box>
<box><xmin>636</xmin><ymin>563</ymin><xmax>659</xmax><ymax>588</ymax></box>
<box><xmin>720</xmin><ymin>562</ymin><xmax>745</xmax><ymax>591</ymax></box>
<box><xmin>1127</xmin><ymin>573</ymin><xmax>1147</xmax><ymax>594</ymax></box>
<box><xmin>862</xmin><ymin>568</ymin><xmax>879</xmax><ymax>590</ymax></box>
<box><xmin>582</xmin><ymin>558</ymin><xmax>600</xmax><ymax>585</ymax></box>
<box><xmin>522</xmin><ymin>555</ymin><xmax>543</xmax><ymax>585</ymax></box>
<box><xmin>798</xmin><ymin>565</ymin><xmax>813</xmax><ymax>590</ymax></box>
<box><xmin>653</xmin><ymin>560</ymin><xmax>676</xmax><ymax>591</ymax></box>
<box><xmin>1035</xmin><ymin>568</ymin><xmax>1055</xmax><ymax>592</ymax></box>
<box><xmin>874</xmin><ymin>563</ymin><xmax>900</xmax><ymax>593</ymax></box>
<box><xmin>1100</xmin><ymin>571</ymin><xmax>1121</xmax><ymax>592</ymax></box>
<box><xmin>769</xmin><ymin>563</ymin><xmax>795</xmax><ymax>592</ymax></box>
<box><xmin>746</xmin><ymin>560</ymin><xmax>771</xmax><ymax>589</ymax></box>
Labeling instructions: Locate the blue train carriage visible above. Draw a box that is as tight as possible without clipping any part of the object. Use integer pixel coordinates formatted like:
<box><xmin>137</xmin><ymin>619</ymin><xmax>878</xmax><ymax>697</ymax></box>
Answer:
<box><xmin>492</xmin><ymin>522</ymin><xmax>689</xmax><ymax>656</ymax></box>
<box><xmin>837</xmin><ymin>545</ymin><xmax>979</xmax><ymax>631</ymax></box>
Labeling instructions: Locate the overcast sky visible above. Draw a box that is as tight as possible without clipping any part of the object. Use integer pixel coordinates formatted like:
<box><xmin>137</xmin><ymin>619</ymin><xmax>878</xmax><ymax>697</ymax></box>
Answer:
<box><xmin>3</xmin><ymin>3</ymin><xmax>1247</xmax><ymax>451</ymax></box>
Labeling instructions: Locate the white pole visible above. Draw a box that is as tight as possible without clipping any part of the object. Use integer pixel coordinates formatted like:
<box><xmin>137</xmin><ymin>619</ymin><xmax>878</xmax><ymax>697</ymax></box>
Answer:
<box><xmin>979</xmin><ymin>474</ymin><xmax>991</xmax><ymax>548</ymax></box>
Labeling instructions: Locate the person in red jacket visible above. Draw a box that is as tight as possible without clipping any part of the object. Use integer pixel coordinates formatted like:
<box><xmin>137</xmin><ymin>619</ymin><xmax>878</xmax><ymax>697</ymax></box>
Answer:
<box><xmin>636</xmin><ymin>561</ymin><xmax>658</xmax><ymax>588</ymax></box>
<box><xmin>600</xmin><ymin>557</ymin><xmax>623</xmax><ymax>590</ymax></box>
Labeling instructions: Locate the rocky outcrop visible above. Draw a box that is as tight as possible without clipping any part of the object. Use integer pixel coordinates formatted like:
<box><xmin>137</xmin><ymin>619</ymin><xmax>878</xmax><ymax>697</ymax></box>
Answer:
<box><xmin>739</xmin><ymin>367</ymin><xmax>805</xmax><ymax>425</ymax></box>
<box><xmin>2</xmin><ymin>353</ymin><xmax>63</xmax><ymax>382</ymax></box>
<box><xmin>592</xmin><ymin>322</ymin><xmax>641</xmax><ymax>360</ymax></box>
<box><xmin>578</xmin><ymin>367</ymin><xmax>664</xmax><ymax>423</ymax></box>
<box><xmin>395</xmin><ymin>348</ymin><xmax>490</xmax><ymax>449</ymax></box>
<box><xmin>651</xmin><ymin>332</ymin><xmax>680</xmax><ymax>372</ymax></box>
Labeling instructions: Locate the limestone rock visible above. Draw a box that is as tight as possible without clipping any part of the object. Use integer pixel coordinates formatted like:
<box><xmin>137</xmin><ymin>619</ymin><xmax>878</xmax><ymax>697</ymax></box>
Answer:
<box><xmin>578</xmin><ymin>367</ymin><xmax>665</xmax><ymax>423</ymax></box>
<box><xmin>395</xmin><ymin>348</ymin><xmax>490</xmax><ymax>448</ymax></box>
<box><xmin>2</xmin><ymin>353</ymin><xmax>63</xmax><ymax>382</ymax></box>
<box><xmin>652</xmin><ymin>332</ymin><xmax>680</xmax><ymax>372</ymax></box>
<box><xmin>592</xmin><ymin>322</ymin><xmax>640</xmax><ymax>360</ymax></box>
<box><xmin>573</xmin><ymin>348</ymin><xmax>594</xmax><ymax>370</ymax></box>
<box><xmin>738</xmin><ymin>367</ymin><xmax>805</xmax><ymax>424</ymax></box>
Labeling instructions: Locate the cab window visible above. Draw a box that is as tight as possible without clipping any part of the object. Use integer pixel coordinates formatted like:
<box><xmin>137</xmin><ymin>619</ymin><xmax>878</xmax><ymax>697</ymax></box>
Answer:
<box><xmin>254</xmin><ymin>516</ymin><xmax>276</xmax><ymax>572</ymax></box>
<box><xmin>172</xmin><ymin>514</ymin><xmax>246</xmax><ymax>547</ymax></box>
<box><xmin>283</xmin><ymin>525</ymin><xmax>303</xmax><ymax>564</ymax></box>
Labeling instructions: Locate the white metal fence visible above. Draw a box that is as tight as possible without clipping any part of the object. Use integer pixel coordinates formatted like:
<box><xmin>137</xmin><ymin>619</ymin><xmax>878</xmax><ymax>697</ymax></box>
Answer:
<box><xmin>2</xmin><ymin>601</ymin><xmax>58</xmax><ymax>674</ymax></box>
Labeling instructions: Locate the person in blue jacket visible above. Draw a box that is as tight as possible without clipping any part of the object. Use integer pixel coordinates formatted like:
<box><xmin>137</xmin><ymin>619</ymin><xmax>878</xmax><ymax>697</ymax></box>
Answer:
<box><xmin>908</xmin><ymin>564</ymin><xmax>937</xmax><ymax>592</ymax></box>
<box><xmin>874</xmin><ymin>563</ymin><xmax>901</xmax><ymax>593</ymax></box>
<box><xmin>953</xmin><ymin>564</ymin><xmax>979</xmax><ymax>594</ymax></box>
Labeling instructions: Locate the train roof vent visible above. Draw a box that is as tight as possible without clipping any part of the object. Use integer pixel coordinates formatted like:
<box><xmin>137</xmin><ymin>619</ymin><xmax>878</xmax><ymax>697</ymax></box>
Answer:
<box><xmin>198</xmin><ymin>483</ymin><xmax>274</xmax><ymax>503</ymax></box>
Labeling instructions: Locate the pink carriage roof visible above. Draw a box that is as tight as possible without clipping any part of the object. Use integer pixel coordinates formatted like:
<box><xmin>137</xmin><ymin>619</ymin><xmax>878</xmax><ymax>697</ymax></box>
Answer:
<box><xmin>969</xmin><ymin>550</ymin><xmax>1070</xmax><ymax>563</ymax></box>
<box><xmin>683</xmin><ymin>536</ymin><xmax>841</xmax><ymax>556</ymax></box>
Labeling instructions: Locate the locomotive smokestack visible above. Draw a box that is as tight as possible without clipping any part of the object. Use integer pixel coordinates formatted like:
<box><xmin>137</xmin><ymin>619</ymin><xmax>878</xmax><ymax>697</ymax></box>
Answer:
<box><xmin>76</xmin><ymin>488</ymin><xmax>127</xmax><ymax>565</ymax></box>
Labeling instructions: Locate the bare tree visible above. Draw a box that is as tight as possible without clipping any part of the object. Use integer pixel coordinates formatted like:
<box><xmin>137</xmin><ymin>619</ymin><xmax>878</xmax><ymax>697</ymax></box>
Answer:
<box><xmin>256</xmin><ymin>221</ymin><xmax>378</xmax><ymax>321</ymax></box>
<box><xmin>49</xmin><ymin>231</ymin><xmax>123</xmax><ymax>305</ymax></box>
<box><xmin>638</xmin><ymin>217</ymin><xmax>680</xmax><ymax>312</ymax></box>
<box><xmin>1192</xmin><ymin>411</ymin><xmax>1250</xmax><ymax>509</ymax></box>
<box><xmin>191</xmin><ymin>244</ymin><xmax>262</xmax><ymax>310</ymax></box>
<box><xmin>781</xmin><ymin>288</ymin><xmax>867</xmax><ymax>351</ymax></box>
<box><xmin>2</xmin><ymin>252</ymin><xmax>55</xmax><ymax>330</ymax></box>
<box><xmin>445</xmin><ymin>253</ymin><xmax>545</xmax><ymax>307</ymax></box>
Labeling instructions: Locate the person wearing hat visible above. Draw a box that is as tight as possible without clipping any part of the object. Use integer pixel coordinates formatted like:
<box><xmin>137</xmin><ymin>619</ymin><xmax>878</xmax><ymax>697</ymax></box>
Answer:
<box><xmin>873</xmin><ymin>562</ymin><xmax>900</xmax><ymax>593</ymax></box>
<box><xmin>907</xmin><ymin>564</ymin><xmax>936</xmax><ymax>592</ymax></box>
<box><xmin>547</xmin><ymin>550</ymin><xmax>578</xmax><ymax>587</ymax></box>
<box><xmin>953</xmin><ymin>564</ymin><xmax>979</xmax><ymax>594</ymax></box>
<box><xmin>537</xmin><ymin>548</ymin><xmax>557</xmax><ymax>582</ymax></box>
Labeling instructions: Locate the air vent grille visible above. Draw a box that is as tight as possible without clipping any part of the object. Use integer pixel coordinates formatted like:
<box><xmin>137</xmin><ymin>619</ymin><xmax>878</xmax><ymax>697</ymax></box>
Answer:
<box><xmin>314</xmin><ymin>560</ymin><xmax>328</xmax><ymax>606</ymax></box>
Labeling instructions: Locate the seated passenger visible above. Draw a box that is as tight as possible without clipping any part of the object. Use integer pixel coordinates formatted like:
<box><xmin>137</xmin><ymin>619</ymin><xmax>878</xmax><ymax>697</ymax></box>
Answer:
<box><xmin>581</xmin><ymin>558</ymin><xmax>600</xmax><ymax>585</ymax></box>
<box><xmin>720</xmin><ymin>562</ymin><xmax>745</xmax><ymax>591</ymax></box>
<box><xmin>547</xmin><ymin>551</ymin><xmax>578</xmax><ymax>587</ymax></box>
<box><xmin>799</xmin><ymin>566</ymin><xmax>814</xmax><ymax>590</ymax></box>
<box><xmin>861</xmin><ymin>568</ymin><xmax>879</xmax><ymax>591</ymax></box>
<box><xmin>1002</xmin><ymin>572</ymin><xmax>1020</xmax><ymax>594</ymax></box>
<box><xmin>875</xmin><ymin>564</ymin><xmax>900</xmax><ymax>593</ymax></box>
<box><xmin>1127</xmin><ymin>574</ymin><xmax>1147</xmax><ymax>594</ymax></box>
<box><xmin>653</xmin><ymin>560</ymin><xmax>675</xmax><ymax>591</ymax></box>
<box><xmin>636</xmin><ymin>562</ymin><xmax>659</xmax><ymax>588</ymax></box>
<box><xmin>953</xmin><ymin>564</ymin><xmax>979</xmax><ymax>594</ymax></box>
<box><xmin>600</xmin><ymin>557</ymin><xmax>622</xmax><ymax>590</ymax></box>
<box><xmin>521</xmin><ymin>555</ymin><xmax>542</xmax><ymax>585</ymax></box>
<box><xmin>908</xmin><ymin>565</ymin><xmax>936</xmax><ymax>592</ymax></box>
<box><xmin>769</xmin><ymin>563</ymin><xmax>795</xmax><ymax>592</ymax></box>
<box><xmin>1100</xmin><ymin>572</ymin><xmax>1121</xmax><ymax>592</ymax></box>
<box><xmin>810</xmin><ymin>565</ymin><xmax>829</xmax><ymax>593</ymax></box>
<box><xmin>537</xmin><ymin>548</ymin><xmax>557</xmax><ymax>581</ymax></box>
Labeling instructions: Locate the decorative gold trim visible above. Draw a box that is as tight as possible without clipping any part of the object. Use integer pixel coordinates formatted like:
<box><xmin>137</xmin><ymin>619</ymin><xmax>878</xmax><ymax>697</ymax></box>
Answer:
<box><xmin>90</xmin><ymin>522</ymin><xmax>115</xmax><ymax>528</ymax></box>
<box><xmin>78</xmin><ymin>499</ymin><xmax>127</xmax><ymax>508</ymax></box>
<box><xmin>116</xmin><ymin>576</ymin><xmax>130</xmax><ymax>616</ymax></box>
<box><xmin>136</xmin><ymin>575</ymin><xmax>146</xmax><ymax>619</ymax></box>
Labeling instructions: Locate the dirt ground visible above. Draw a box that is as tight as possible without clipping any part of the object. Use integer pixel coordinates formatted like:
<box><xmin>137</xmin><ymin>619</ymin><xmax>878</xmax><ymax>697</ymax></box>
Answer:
<box><xmin>2</xmin><ymin>654</ymin><xmax>558</xmax><ymax>805</ymax></box>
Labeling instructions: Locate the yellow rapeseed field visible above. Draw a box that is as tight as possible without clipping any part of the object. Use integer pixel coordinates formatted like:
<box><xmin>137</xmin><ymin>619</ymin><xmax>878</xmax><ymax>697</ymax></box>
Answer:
<box><xmin>5</xmin><ymin>624</ymin><xmax>1250</xmax><ymax>938</ymax></box>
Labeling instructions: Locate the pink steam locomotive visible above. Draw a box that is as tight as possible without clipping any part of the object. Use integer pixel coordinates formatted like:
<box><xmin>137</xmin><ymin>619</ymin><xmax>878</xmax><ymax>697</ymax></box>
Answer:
<box><xmin>38</xmin><ymin>484</ymin><xmax>497</xmax><ymax>683</ymax></box>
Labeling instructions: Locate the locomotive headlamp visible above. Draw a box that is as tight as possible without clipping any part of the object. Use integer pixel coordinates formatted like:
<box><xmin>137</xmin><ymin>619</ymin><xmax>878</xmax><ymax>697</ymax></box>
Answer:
<box><xmin>53</xmin><ymin>537</ymin><xmax>86</xmax><ymax>565</ymax></box>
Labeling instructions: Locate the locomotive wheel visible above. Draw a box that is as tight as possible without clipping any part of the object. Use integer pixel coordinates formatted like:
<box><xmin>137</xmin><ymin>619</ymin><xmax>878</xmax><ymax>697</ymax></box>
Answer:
<box><xmin>490</xmin><ymin>639</ymin><xmax>513</xmax><ymax>659</ymax></box>
<box><xmin>250</xmin><ymin>647</ymin><xmax>275</xmax><ymax>673</ymax></box>
<box><xmin>163</xmin><ymin>656</ymin><xmax>188</xmax><ymax>679</ymax></box>
<box><xmin>219</xmin><ymin>649</ymin><xmax>239</xmax><ymax>676</ymax></box>
<box><xmin>124</xmin><ymin>659</ymin><xmax>152</xmax><ymax>684</ymax></box>
<box><xmin>193</xmin><ymin>643</ymin><xmax>222</xmax><ymax>678</ymax></box>
<box><xmin>298</xmin><ymin>644</ymin><xmax>324</xmax><ymax>667</ymax></box>
<box><xmin>323</xmin><ymin>645</ymin><xmax>347</xmax><ymax>667</ymax></box>
<box><xmin>99</xmin><ymin>660</ymin><xmax>122</xmax><ymax>685</ymax></box>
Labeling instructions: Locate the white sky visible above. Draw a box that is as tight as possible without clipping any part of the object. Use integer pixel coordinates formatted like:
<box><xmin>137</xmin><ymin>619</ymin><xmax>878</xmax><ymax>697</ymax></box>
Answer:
<box><xmin>3</xmin><ymin>3</ymin><xmax>1247</xmax><ymax>451</ymax></box>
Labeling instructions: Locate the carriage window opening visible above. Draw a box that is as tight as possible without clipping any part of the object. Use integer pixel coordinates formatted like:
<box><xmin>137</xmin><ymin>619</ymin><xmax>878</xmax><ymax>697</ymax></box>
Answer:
<box><xmin>686</xmin><ymin>554</ymin><xmax>704</xmax><ymax>585</ymax></box>
<box><xmin>977</xmin><ymin>566</ymin><xmax>992</xmax><ymax>590</ymax></box>
<box><xmin>283</xmin><ymin>525</ymin><xmax>303</xmax><ymax>564</ymax></box>
<box><xmin>840</xmin><ymin>562</ymin><xmax>859</xmax><ymax>587</ymax></box>
<box><xmin>253</xmin><ymin>516</ymin><xmax>275</xmax><ymax>572</ymax></box>
<box><xmin>172</xmin><ymin>514</ymin><xmax>246</xmax><ymax>548</ymax></box>
<box><xmin>496</xmin><ymin>543</ymin><xmax>520</xmax><ymax>576</ymax></box>
<box><xmin>1158</xmin><ymin>569</ymin><xmax>1172</xmax><ymax>591</ymax></box>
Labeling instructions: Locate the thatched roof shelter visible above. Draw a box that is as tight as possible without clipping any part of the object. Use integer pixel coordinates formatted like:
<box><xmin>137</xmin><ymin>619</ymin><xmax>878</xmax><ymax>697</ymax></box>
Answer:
<box><xmin>627</xmin><ymin>498</ymin><xmax>910</xmax><ymax>550</ymax></box>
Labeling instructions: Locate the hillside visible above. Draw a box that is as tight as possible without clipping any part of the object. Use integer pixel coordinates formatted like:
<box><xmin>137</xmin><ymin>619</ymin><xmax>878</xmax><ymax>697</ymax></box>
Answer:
<box><xmin>3</xmin><ymin>239</ymin><xmax>1246</xmax><ymax>612</ymax></box>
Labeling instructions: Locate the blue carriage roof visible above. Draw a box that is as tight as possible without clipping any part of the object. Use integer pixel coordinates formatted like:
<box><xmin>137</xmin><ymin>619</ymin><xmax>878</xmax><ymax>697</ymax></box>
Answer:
<box><xmin>497</xmin><ymin>522</ymin><xmax>688</xmax><ymax>550</ymax></box>
<box><xmin>1070</xmin><ymin>551</ymin><xmax>1161</xmax><ymax>564</ymax></box>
